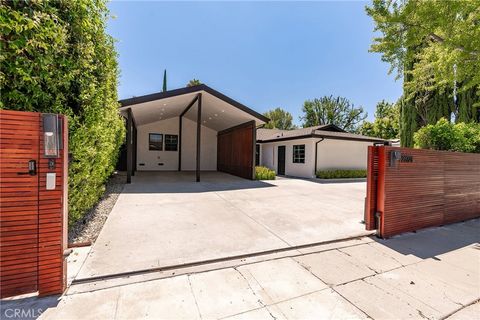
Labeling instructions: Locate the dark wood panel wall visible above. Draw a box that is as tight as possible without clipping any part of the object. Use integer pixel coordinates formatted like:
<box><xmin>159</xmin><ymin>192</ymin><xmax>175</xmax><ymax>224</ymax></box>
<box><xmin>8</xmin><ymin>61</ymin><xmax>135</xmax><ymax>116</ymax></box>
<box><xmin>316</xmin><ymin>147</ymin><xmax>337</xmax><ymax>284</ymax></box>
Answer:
<box><xmin>0</xmin><ymin>110</ymin><xmax>67</xmax><ymax>298</ymax></box>
<box><xmin>217</xmin><ymin>121</ymin><xmax>255</xmax><ymax>180</ymax></box>
<box><xmin>365</xmin><ymin>146</ymin><xmax>480</xmax><ymax>238</ymax></box>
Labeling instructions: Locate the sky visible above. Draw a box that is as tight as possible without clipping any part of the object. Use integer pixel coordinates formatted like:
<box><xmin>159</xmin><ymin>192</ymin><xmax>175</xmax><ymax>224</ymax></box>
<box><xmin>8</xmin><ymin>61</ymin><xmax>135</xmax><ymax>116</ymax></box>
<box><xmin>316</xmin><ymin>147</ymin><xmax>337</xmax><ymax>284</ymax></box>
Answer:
<box><xmin>107</xmin><ymin>1</ymin><xmax>403</xmax><ymax>124</ymax></box>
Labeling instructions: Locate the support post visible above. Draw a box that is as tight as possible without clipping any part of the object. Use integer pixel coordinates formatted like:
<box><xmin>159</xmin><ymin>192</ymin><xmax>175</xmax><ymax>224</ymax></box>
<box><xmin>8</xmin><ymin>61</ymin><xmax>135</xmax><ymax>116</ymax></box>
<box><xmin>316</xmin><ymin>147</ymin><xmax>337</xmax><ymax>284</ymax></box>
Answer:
<box><xmin>178</xmin><ymin>116</ymin><xmax>182</xmax><ymax>171</ymax></box>
<box><xmin>126</xmin><ymin>108</ymin><xmax>133</xmax><ymax>184</ymax></box>
<box><xmin>252</xmin><ymin>125</ymin><xmax>256</xmax><ymax>180</ymax></box>
<box><xmin>132</xmin><ymin>123</ymin><xmax>137</xmax><ymax>176</ymax></box>
<box><xmin>196</xmin><ymin>93</ymin><xmax>202</xmax><ymax>182</ymax></box>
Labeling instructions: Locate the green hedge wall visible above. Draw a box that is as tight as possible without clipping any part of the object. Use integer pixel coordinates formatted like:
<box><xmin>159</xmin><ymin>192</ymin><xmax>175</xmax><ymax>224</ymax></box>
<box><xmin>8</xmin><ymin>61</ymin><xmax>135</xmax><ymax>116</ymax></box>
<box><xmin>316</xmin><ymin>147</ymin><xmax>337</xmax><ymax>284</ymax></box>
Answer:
<box><xmin>316</xmin><ymin>169</ymin><xmax>367</xmax><ymax>179</ymax></box>
<box><xmin>0</xmin><ymin>0</ymin><xmax>125</xmax><ymax>225</ymax></box>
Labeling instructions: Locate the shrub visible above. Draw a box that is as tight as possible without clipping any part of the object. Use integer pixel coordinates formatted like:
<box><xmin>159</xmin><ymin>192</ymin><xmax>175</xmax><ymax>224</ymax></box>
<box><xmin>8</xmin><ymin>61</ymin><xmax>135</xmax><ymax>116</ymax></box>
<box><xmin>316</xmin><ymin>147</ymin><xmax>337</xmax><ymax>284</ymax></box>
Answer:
<box><xmin>255</xmin><ymin>166</ymin><xmax>276</xmax><ymax>180</ymax></box>
<box><xmin>1</xmin><ymin>1</ymin><xmax>125</xmax><ymax>225</ymax></box>
<box><xmin>414</xmin><ymin>118</ymin><xmax>480</xmax><ymax>153</ymax></box>
<box><xmin>316</xmin><ymin>169</ymin><xmax>367</xmax><ymax>179</ymax></box>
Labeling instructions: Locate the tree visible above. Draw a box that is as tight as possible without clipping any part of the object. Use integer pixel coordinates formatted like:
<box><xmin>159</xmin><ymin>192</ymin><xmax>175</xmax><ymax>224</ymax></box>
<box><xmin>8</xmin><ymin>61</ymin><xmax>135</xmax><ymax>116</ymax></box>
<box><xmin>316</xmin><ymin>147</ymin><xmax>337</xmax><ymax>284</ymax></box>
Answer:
<box><xmin>263</xmin><ymin>108</ymin><xmax>296</xmax><ymax>130</ymax></box>
<box><xmin>162</xmin><ymin>69</ymin><xmax>167</xmax><ymax>92</ymax></box>
<box><xmin>366</xmin><ymin>0</ymin><xmax>480</xmax><ymax>146</ymax></box>
<box><xmin>187</xmin><ymin>79</ymin><xmax>202</xmax><ymax>87</ymax></box>
<box><xmin>360</xmin><ymin>100</ymin><xmax>400</xmax><ymax>139</ymax></box>
<box><xmin>1</xmin><ymin>0</ymin><xmax>125</xmax><ymax>225</ymax></box>
<box><xmin>366</xmin><ymin>0</ymin><xmax>480</xmax><ymax>99</ymax></box>
<box><xmin>300</xmin><ymin>96</ymin><xmax>367</xmax><ymax>132</ymax></box>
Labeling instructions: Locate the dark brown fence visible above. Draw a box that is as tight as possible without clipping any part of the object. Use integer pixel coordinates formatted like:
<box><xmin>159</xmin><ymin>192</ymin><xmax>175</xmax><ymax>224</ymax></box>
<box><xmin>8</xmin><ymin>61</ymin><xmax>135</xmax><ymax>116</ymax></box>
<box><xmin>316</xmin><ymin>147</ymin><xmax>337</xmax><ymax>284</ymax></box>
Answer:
<box><xmin>217</xmin><ymin>121</ymin><xmax>255</xmax><ymax>180</ymax></box>
<box><xmin>365</xmin><ymin>146</ymin><xmax>480</xmax><ymax>238</ymax></box>
<box><xmin>0</xmin><ymin>110</ymin><xmax>68</xmax><ymax>298</ymax></box>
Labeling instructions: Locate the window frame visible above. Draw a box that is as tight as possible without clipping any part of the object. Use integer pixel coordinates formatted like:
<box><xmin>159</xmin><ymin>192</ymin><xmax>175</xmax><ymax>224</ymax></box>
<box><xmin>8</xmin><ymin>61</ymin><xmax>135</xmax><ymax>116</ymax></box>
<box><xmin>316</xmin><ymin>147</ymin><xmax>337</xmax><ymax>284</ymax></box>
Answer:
<box><xmin>149</xmin><ymin>133</ymin><xmax>163</xmax><ymax>151</ymax></box>
<box><xmin>164</xmin><ymin>134</ymin><xmax>179</xmax><ymax>152</ymax></box>
<box><xmin>292</xmin><ymin>144</ymin><xmax>305</xmax><ymax>164</ymax></box>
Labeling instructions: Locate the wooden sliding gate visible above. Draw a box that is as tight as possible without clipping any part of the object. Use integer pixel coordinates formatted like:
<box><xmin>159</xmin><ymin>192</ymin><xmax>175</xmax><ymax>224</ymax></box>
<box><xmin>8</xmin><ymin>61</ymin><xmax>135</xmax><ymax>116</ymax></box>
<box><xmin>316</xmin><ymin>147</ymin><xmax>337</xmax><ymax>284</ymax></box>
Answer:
<box><xmin>217</xmin><ymin>121</ymin><xmax>255</xmax><ymax>180</ymax></box>
<box><xmin>0</xmin><ymin>110</ymin><xmax>68</xmax><ymax>298</ymax></box>
<box><xmin>365</xmin><ymin>146</ymin><xmax>480</xmax><ymax>238</ymax></box>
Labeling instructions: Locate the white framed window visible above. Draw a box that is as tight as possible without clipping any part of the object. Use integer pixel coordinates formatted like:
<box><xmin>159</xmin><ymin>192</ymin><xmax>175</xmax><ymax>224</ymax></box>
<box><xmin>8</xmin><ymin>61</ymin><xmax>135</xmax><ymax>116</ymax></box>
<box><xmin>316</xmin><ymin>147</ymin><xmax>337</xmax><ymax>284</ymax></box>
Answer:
<box><xmin>293</xmin><ymin>144</ymin><xmax>305</xmax><ymax>163</ymax></box>
<box><xmin>165</xmin><ymin>134</ymin><xmax>178</xmax><ymax>151</ymax></box>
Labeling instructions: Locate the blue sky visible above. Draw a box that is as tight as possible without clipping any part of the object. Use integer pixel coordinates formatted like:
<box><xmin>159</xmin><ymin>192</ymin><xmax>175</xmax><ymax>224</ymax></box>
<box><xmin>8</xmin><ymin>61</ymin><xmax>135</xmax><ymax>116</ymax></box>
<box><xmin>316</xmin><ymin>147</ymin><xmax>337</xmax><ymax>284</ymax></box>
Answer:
<box><xmin>107</xmin><ymin>1</ymin><xmax>402</xmax><ymax>124</ymax></box>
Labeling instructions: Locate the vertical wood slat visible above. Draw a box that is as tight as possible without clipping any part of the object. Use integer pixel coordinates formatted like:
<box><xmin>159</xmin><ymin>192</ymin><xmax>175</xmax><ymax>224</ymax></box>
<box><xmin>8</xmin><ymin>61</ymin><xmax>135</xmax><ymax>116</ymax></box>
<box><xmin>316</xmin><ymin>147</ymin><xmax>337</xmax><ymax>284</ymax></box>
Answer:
<box><xmin>217</xmin><ymin>121</ymin><xmax>255</xmax><ymax>180</ymax></box>
<box><xmin>370</xmin><ymin>146</ymin><xmax>480</xmax><ymax>238</ymax></box>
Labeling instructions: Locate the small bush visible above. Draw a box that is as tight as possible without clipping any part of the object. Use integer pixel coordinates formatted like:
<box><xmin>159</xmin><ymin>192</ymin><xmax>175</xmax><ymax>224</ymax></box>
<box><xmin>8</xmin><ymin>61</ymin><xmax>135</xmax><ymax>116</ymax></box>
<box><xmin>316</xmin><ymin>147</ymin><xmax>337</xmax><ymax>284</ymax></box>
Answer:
<box><xmin>255</xmin><ymin>166</ymin><xmax>276</xmax><ymax>180</ymax></box>
<box><xmin>316</xmin><ymin>169</ymin><xmax>367</xmax><ymax>179</ymax></box>
<box><xmin>414</xmin><ymin>118</ymin><xmax>480</xmax><ymax>153</ymax></box>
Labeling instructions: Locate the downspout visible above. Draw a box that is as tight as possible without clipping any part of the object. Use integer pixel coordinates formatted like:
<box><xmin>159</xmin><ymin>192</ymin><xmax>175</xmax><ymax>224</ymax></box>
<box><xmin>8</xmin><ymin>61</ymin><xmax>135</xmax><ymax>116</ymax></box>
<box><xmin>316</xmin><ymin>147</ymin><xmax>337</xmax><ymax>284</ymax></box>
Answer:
<box><xmin>314</xmin><ymin>137</ymin><xmax>325</xmax><ymax>177</ymax></box>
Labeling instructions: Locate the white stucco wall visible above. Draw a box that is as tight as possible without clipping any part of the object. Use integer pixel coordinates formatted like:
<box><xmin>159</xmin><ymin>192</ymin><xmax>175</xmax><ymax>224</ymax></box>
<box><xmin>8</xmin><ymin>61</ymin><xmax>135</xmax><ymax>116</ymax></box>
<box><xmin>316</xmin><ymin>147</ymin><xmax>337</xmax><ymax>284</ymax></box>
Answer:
<box><xmin>259</xmin><ymin>138</ymin><xmax>374</xmax><ymax>178</ymax></box>
<box><xmin>259</xmin><ymin>138</ymin><xmax>316</xmax><ymax>178</ymax></box>
<box><xmin>136</xmin><ymin>117</ymin><xmax>217</xmax><ymax>171</ymax></box>
<box><xmin>316</xmin><ymin>139</ymin><xmax>372</xmax><ymax>171</ymax></box>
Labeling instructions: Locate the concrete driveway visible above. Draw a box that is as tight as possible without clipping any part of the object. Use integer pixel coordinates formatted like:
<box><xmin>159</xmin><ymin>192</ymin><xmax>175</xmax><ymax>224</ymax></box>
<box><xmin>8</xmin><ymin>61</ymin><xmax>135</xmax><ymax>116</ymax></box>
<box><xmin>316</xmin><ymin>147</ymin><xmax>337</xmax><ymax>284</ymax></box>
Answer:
<box><xmin>77</xmin><ymin>172</ymin><xmax>371</xmax><ymax>280</ymax></box>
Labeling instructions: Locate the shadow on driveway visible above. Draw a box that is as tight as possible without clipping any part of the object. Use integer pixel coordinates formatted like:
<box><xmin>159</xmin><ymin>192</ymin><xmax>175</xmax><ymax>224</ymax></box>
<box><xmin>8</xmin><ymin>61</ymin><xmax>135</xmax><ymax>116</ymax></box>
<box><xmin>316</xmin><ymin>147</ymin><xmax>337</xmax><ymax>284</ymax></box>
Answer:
<box><xmin>374</xmin><ymin>218</ymin><xmax>480</xmax><ymax>259</ymax></box>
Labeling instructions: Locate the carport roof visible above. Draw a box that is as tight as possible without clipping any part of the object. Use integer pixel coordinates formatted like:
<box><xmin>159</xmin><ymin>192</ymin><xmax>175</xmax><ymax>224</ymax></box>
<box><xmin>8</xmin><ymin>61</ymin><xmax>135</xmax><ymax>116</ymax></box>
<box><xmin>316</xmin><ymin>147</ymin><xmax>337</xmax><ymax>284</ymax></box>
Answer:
<box><xmin>118</xmin><ymin>84</ymin><xmax>269</xmax><ymax>131</ymax></box>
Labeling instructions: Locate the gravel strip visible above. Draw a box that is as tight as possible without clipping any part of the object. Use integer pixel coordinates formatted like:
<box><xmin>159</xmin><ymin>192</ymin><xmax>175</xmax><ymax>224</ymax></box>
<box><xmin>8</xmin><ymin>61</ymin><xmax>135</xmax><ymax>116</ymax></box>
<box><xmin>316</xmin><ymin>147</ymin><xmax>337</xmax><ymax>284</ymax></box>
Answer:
<box><xmin>68</xmin><ymin>172</ymin><xmax>126</xmax><ymax>244</ymax></box>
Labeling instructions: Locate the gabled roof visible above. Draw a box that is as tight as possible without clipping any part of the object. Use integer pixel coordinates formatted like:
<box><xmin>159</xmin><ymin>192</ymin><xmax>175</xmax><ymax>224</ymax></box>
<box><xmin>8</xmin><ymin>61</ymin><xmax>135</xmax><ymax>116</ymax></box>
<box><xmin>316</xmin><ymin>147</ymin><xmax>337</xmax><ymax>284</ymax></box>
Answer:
<box><xmin>257</xmin><ymin>125</ymin><xmax>384</xmax><ymax>143</ymax></box>
<box><xmin>119</xmin><ymin>84</ymin><xmax>269</xmax><ymax>124</ymax></box>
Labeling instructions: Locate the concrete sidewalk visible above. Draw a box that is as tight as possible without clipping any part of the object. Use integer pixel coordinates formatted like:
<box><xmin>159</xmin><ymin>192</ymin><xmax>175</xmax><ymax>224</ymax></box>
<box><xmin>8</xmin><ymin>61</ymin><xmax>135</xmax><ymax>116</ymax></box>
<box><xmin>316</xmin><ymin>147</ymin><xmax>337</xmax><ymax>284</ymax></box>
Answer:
<box><xmin>2</xmin><ymin>219</ymin><xmax>479</xmax><ymax>320</ymax></box>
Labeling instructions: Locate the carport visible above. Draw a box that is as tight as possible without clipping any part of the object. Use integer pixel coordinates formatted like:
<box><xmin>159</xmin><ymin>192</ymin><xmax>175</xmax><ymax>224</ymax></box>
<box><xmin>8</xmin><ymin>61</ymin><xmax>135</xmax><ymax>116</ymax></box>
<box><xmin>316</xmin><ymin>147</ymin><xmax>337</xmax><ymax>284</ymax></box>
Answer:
<box><xmin>118</xmin><ymin>85</ymin><xmax>268</xmax><ymax>183</ymax></box>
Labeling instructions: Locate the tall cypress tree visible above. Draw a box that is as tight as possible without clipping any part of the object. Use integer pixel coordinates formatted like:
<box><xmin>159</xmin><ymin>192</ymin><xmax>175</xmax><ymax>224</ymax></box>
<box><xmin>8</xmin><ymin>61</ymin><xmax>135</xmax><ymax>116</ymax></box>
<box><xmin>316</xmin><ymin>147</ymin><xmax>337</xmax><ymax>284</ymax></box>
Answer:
<box><xmin>162</xmin><ymin>69</ymin><xmax>167</xmax><ymax>92</ymax></box>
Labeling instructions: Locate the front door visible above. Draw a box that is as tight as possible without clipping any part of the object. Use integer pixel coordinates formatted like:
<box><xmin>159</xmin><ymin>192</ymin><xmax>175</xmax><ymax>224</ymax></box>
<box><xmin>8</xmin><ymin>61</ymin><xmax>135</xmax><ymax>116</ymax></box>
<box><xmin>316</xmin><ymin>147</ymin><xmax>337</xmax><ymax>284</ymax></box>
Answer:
<box><xmin>277</xmin><ymin>145</ymin><xmax>286</xmax><ymax>175</ymax></box>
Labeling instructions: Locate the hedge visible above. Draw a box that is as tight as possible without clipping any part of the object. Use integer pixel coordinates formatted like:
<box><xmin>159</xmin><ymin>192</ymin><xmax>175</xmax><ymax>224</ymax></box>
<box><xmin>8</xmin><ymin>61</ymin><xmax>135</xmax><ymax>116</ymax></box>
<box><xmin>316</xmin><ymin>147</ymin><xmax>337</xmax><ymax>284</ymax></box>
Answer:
<box><xmin>0</xmin><ymin>1</ymin><xmax>125</xmax><ymax>225</ymax></box>
<box><xmin>414</xmin><ymin>118</ymin><xmax>480</xmax><ymax>153</ymax></box>
<box><xmin>316</xmin><ymin>169</ymin><xmax>367</xmax><ymax>179</ymax></box>
<box><xmin>255</xmin><ymin>166</ymin><xmax>276</xmax><ymax>180</ymax></box>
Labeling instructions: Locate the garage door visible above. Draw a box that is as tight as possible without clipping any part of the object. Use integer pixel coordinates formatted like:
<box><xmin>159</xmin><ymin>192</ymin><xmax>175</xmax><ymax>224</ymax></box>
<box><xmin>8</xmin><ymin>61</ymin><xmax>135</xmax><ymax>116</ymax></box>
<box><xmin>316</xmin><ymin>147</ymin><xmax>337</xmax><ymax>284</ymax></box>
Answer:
<box><xmin>217</xmin><ymin>121</ymin><xmax>255</xmax><ymax>180</ymax></box>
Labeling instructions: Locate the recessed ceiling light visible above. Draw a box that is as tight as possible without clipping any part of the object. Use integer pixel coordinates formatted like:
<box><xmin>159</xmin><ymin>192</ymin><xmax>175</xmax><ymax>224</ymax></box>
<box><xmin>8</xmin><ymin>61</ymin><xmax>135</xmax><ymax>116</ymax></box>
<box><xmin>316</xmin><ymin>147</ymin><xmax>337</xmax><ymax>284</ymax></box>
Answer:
<box><xmin>160</xmin><ymin>112</ymin><xmax>163</xmax><ymax>115</ymax></box>
<box><xmin>209</xmin><ymin>117</ymin><xmax>212</xmax><ymax>120</ymax></box>
<box><xmin>214</xmin><ymin>114</ymin><xmax>218</xmax><ymax>116</ymax></box>
<box><xmin>163</xmin><ymin>103</ymin><xmax>167</xmax><ymax>106</ymax></box>
<box><xmin>161</xmin><ymin>108</ymin><xmax>165</xmax><ymax>111</ymax></box>
<box><xmin>203</xmin><ymin>120</ymin><xmax>206</xmax><ymax>123</ymax></box>
<box><xmin>221</xmin><ymin>110</ymin><xmax>225</xmax><ymax>113</ymax></box>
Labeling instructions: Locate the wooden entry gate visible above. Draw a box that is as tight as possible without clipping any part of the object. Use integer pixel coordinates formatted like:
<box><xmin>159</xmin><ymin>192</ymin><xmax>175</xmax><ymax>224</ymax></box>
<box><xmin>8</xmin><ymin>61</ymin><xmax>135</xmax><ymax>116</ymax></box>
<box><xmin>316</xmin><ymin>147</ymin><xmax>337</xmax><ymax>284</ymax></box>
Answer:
<box><xmin>0</xmin><ymin>110</ymin><xmax>68</xmax><ymax>298</ymax></box>
<box><xmin>365</xmin><ymin>146</ymin><xmax>480</xmax><ymax>238</ymax></box>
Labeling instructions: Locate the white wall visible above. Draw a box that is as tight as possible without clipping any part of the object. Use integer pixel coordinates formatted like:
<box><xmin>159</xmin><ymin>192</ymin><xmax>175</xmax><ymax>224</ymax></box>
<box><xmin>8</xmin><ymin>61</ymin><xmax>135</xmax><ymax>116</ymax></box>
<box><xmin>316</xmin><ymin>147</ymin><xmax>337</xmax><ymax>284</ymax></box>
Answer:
<box><xmin>260</xmin><ymin>138</ymin><xmax>316</xmax><ymax>178</ymax></box>
<box><xmin>316</xmin><ymin>139</ymin><xmax>373</xmax><ymax>171</ymax></box>
<box><xmin>136</xmin><ymin>117</ymin><xmax>217</xmax><ymax>171</ymax></box>
<box><xmin>259</xmin><ymin>138</ymin><xmax>374</xmax><ymax>178</ymax></box>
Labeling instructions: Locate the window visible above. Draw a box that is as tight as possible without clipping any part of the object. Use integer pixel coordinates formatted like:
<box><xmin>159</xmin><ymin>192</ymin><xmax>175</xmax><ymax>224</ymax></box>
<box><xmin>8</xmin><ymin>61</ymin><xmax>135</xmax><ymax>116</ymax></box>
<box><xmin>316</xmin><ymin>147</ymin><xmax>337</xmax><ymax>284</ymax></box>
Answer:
<box><xmin>165</xmin><ymin>134</ymin><xmax>178</xmax><ymax>151</ymax></box>
<box><xmin>149</xmin><ymin>133</ymin><xmax>163</xmax><ymax>151</ymax></box>
<box><xmin>293</xmin><ymin>144</ymin><xmax>305</xmax><ymax>163</ymax></box>
<box><xmin>255</xmin><ymin>144</ymin><xmax>260</xmax><ymax>166</ymax></box>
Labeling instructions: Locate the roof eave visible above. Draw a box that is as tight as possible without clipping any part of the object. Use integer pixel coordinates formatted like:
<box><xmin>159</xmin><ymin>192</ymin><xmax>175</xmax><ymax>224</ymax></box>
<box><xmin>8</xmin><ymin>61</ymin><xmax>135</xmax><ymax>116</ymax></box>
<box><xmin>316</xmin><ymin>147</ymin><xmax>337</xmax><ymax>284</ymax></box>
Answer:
<box><xmin>257</xmin><ymin>133</ymin><xmax>385</xmax><ymax>143</ymax></box>
<box><xmin>118</xmin><ymin>84</ymin><xmax>269</xmax><ymax>123</ymax></box>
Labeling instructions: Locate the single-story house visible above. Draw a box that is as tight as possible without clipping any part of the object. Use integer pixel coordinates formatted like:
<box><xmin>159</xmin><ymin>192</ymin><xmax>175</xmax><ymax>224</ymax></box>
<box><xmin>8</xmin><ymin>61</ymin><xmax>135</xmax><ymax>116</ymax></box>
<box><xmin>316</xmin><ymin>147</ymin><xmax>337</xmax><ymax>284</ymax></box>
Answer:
<box><xmin>256</xmin><ymin>125</ymin><xmax>385</xmax><ymax>178</ymax></box>
<box><xmin>118</xmin><ymin>84</ymin><xmax>269</xmax><ymax>183</ymax></box>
